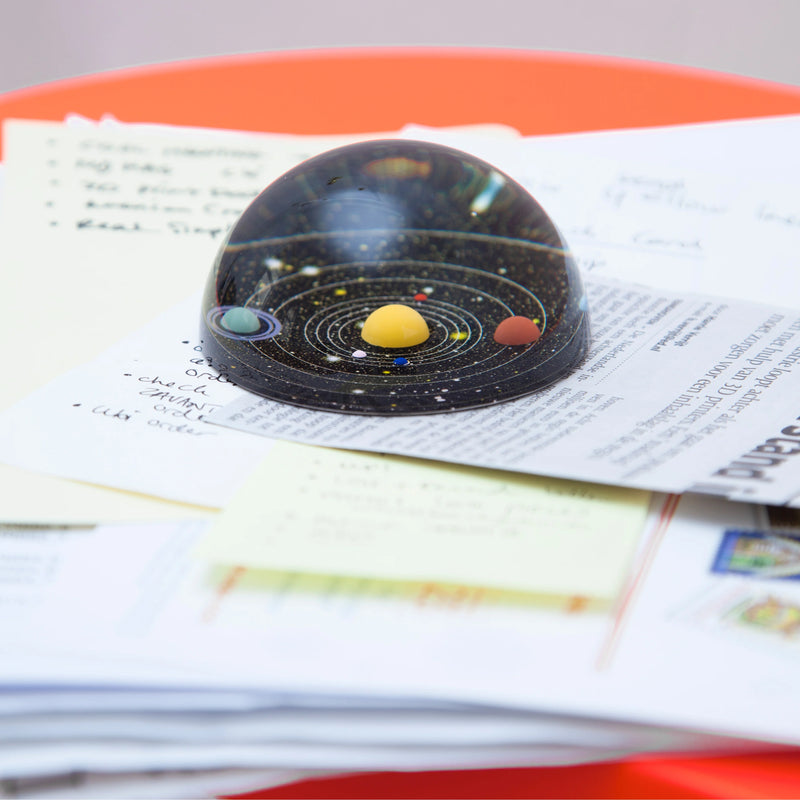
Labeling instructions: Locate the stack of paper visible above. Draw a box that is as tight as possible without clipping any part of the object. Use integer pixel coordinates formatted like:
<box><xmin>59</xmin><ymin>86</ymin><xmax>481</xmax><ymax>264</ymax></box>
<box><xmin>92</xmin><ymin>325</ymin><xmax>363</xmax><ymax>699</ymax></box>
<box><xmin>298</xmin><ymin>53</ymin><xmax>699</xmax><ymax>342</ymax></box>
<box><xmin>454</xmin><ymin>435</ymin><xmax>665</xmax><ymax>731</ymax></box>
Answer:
<box><xmin>0</xmin><ymin>115</ymin><xmax>799</xmax><ymax>796</ymax></box>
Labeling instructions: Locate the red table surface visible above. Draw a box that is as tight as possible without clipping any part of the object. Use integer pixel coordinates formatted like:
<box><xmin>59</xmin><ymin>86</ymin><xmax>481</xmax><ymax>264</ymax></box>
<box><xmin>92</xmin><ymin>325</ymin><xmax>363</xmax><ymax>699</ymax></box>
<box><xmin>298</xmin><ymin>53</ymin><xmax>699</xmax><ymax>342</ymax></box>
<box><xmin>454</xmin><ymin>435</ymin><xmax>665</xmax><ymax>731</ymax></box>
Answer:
<box><xmin>3</xmin><ymin>47</ymin><xmax>800</xmax><ymax>799</ymax></box>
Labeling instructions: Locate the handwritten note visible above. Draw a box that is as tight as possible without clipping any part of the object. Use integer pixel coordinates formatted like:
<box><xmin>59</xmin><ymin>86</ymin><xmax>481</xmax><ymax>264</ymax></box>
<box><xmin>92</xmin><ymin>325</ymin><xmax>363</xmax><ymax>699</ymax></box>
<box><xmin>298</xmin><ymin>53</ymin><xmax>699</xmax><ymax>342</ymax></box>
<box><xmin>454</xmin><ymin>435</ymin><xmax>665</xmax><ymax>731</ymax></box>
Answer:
<box><xmin>2</xmin><ymin>120</ymin><xmax>445</xmax><ymax>417</ymax></box>
<box><xmin>0</xmin><ymin>294</ymin><xmax>273</xmax><ymax>507</ymax></box>
<box><xmin>197</xmin><ymin>442</ymin><xmax>649</xmax><ymax>599</ymax></box>
<box><xmin>6</xmin><ymin>120</ymin><xmax>387</xmax><ymax>243</ymax></box>
<box><xmin>409</xmin><ymin>123</ymin><xmax>800</xmax><ymax>308</ymax></box>
<box><xmin>0</xmin><ymin>121</ymin><xmax>406</xmax><ymax>518</ymax></box>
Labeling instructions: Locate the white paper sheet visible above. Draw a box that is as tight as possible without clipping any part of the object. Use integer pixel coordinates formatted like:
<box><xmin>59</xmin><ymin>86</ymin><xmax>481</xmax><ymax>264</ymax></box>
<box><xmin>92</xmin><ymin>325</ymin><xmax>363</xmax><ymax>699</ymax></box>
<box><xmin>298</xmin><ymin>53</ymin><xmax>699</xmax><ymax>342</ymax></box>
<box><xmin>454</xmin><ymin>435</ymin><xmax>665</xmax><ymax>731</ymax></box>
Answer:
<box><xmin>405</xmin><ymin>122</ymin><xmax>800</xmax><ymax>308</ymax></box>
<box><xmin>0</xmin><ymin>294</ymin><xmax>267</xmax><ymax>507</ymax></box>
<box><xmin>0</xmin><ymin>512</ymin><xmax>782</xmax><ymax>775</ymax></box>
<box><xmin>213</xmin><ymin>281</ymin><xmax>800</xmax><ymax>505</ymax></box>
<box><xmin>0</xmin><ymin>516</ymin><xmax>620</xmax><ymax>693</ymax></box>
<box><xmin>1</xmin><ymin>499</ymin><xmax>796</xmax><ymax>750</ymax></box>
<box><xmin>0</xmin><ymin>739</ymin><xmax>721</xmax><ymax>780</ymax></box>
<box><xmin>3</xmin><ymin>766</ymin><xmax>314</xmax><ymax>800</ymax></box>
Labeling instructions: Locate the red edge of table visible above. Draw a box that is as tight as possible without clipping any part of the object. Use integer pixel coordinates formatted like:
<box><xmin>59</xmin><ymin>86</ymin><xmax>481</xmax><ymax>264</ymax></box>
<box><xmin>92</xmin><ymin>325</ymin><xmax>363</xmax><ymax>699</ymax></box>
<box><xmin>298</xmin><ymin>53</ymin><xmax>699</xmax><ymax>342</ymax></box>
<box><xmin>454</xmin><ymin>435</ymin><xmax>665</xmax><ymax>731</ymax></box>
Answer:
<box><xmin>2</xmin><ymin>46</ymin><xmax>800</xmax><ymax>154</ymax></box>
<box><xmin>3</xmin><ymin>47</ymin><xmax>800</xmax><ymax>799</ymax></box>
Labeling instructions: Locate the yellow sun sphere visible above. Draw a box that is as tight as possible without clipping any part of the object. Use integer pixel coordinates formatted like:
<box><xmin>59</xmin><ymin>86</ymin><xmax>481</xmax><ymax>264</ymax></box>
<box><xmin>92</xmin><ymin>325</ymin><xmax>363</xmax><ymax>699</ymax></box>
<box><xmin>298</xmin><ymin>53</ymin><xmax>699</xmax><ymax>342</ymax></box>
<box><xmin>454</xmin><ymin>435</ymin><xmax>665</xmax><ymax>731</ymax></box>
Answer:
<box><xmin>361</xmin><ymin>304</ymin><xmax>430</xmax><ymax>348</ymax></box>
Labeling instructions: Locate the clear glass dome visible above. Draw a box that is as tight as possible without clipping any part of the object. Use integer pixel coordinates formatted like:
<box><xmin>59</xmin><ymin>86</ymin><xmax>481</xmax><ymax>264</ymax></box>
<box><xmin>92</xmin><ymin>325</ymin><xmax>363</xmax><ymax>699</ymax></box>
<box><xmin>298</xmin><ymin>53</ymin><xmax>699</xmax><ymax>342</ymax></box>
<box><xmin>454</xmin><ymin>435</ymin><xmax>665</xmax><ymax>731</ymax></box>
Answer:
<box><xmin>201</xmin><ymin>139</ymin><xmax>589</xmax><ymax>415</ymax></box>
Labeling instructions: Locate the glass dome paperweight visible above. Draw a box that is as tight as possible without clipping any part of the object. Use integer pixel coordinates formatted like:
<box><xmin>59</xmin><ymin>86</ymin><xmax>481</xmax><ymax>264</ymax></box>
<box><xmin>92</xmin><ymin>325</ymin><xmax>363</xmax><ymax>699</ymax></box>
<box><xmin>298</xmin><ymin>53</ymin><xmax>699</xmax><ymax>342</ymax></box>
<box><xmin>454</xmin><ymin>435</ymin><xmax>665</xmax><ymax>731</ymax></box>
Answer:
<box><xmin>200</xmin><ymin>139</ymin><xmax>589</xmax><ymax>415</ymax></box>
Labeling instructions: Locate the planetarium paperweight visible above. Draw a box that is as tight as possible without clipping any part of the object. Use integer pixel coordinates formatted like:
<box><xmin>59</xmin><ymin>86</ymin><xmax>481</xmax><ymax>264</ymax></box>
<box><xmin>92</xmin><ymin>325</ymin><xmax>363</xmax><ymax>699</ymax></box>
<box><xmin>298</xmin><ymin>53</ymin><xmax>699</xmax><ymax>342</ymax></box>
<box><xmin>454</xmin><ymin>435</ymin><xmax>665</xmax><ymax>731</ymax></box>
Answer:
<box><xmin>200</xmin><ymin>139</ymin><xmax>589</xmax><ymax>415</ymax></box>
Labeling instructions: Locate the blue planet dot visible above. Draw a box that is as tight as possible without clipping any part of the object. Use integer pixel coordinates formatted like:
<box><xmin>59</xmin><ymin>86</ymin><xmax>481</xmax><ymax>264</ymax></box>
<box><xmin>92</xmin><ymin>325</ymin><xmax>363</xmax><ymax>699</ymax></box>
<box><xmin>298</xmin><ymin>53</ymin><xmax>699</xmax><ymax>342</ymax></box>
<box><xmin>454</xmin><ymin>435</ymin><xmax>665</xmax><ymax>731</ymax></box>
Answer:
<box><xmin>393</xmin><ymin>357</ymin><xmax>409</xmax><ymax>366</ymax></box>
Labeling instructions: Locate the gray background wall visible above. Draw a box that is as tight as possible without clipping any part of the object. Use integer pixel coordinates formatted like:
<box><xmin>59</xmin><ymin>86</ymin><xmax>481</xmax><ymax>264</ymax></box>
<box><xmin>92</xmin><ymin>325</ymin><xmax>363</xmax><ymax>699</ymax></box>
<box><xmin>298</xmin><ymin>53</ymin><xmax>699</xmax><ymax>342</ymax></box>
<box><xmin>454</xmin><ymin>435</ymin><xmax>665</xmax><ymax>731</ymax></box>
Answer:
<box><xmin>1</xmin><ymin>0</ymin><xmax>799</xmax><ymax>95</ymax></box>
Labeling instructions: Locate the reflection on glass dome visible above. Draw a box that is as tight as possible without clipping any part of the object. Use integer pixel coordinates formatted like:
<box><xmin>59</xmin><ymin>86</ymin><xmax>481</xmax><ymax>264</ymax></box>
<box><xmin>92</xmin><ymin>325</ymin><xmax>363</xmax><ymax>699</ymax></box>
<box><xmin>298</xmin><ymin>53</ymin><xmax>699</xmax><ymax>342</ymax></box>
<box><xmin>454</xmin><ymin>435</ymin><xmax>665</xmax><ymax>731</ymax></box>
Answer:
<box><xmin>200</xmin><ymin>139</ymin><xmax>589</xmax><ymax>415</ymax></box>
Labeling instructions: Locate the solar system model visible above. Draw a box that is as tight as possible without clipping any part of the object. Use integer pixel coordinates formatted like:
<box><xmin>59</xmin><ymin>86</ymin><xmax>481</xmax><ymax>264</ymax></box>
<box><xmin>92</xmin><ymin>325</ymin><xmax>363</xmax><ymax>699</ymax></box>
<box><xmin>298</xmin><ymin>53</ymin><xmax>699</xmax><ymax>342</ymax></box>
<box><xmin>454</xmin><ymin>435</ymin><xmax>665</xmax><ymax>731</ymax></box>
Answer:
<box><xmin>200</xmin><ymin>139</ymin><xmax>589</xmax><ymax>415</ymax></box>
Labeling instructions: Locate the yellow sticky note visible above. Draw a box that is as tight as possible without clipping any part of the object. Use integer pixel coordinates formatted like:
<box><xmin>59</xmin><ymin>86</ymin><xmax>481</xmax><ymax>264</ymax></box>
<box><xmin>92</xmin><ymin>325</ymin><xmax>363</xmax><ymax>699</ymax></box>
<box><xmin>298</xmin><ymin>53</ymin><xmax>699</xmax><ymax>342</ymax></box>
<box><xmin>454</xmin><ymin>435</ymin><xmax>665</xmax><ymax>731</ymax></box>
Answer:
<box><xmin>197</xmin><ymin>442</ymin><xmax>650</xmax><ymax>600</ymax></box>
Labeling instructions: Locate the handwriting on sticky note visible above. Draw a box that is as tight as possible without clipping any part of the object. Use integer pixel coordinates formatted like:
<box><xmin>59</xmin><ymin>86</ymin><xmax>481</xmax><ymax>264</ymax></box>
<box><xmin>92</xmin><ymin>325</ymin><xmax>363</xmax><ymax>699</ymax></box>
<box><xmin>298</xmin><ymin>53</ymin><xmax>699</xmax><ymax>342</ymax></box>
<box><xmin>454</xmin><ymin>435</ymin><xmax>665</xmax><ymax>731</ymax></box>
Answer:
<box><xmin>197</xmin><ymin>442</ymin><xmax>650</xmax><ymax>599</ymax></box>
